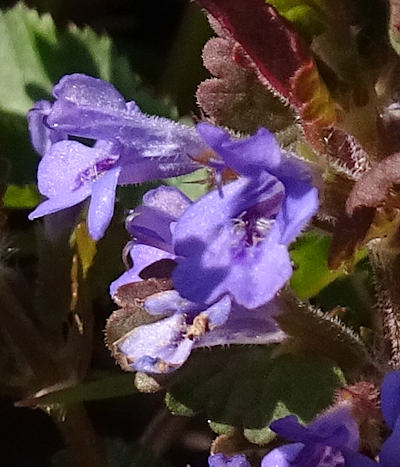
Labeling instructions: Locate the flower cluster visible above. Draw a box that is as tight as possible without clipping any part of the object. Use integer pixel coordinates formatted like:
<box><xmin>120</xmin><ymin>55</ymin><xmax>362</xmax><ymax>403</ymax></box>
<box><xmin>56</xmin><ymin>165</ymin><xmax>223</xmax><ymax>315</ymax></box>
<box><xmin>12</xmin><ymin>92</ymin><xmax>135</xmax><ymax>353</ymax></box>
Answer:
<box><xmin>27</xmin><ymin>74</ymin><xmax>318</xmax><ymax>374</ymax></box>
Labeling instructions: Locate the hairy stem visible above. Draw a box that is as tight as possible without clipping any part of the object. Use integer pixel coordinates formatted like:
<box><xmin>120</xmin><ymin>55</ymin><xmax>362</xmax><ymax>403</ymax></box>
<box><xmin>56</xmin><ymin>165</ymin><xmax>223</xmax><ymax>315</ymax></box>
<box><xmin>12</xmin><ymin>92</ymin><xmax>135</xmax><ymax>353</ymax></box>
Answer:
<box><xmin>369</xmin><ymin>239</ymin><xmax>400</xmax><ymax>369</ymax></box>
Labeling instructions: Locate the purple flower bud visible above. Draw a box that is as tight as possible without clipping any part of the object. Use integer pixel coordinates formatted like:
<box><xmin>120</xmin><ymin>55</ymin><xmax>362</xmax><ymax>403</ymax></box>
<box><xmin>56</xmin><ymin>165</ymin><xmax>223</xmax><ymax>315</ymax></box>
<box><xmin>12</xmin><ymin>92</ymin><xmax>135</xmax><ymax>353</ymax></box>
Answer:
<box><xmin>208</xmin><ymin>453</ymin><xmax>251</xmax><ymax>467</ymax></box>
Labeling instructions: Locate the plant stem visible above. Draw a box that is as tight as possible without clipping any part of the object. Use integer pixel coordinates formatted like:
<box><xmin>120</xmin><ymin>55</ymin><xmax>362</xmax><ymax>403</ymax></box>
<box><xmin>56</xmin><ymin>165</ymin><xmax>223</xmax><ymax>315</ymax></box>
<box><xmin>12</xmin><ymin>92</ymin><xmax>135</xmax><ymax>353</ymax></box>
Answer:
<box><xmin>55</xmin><ymin>402</ymin><xmax>108</xmax><ymax>467</ymax></box>
<box><xmin>369</xmin><ymin>239</ymin><xmax>400</xmax><ymax>369</ymax></box>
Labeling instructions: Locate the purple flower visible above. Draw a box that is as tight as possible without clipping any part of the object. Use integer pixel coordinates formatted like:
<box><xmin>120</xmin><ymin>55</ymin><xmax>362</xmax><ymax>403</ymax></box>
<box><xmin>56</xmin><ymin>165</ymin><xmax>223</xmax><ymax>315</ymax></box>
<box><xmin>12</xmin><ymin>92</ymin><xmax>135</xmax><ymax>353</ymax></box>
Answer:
<box><xmin>208</xmin><ymin>453</ymin><xmax>251</xmax><ymax>467</ymax></box>
<box><xmin>172</xmin><ymin>123</ymin><xmax>319</xmax><ymax>308</ymax></box>
<box><xmin>109</xmin><ymin>185</ymin><xmax>190</xmax><ymax>296</ymax></box>
<box><xmin>110</xmin><ymin>186</ymin><xmax>286</xmax><ymax>373</ymax></box>
<box><xmin>379</xmin><ymin>370</ymin><xmax>400</xmax><ymax>466</ymax></box>
<box><xmin>28</xmin><ymin>74</ymin><xmax>205</xmax><ymax>240</ymax></box>
<box><xmin>262</xmin><ymin>406</ymin><xmax>376</xmax><ymax>467</ymax></box>
<box><xmin>115</xmin><ymin>289</ymin><xmax>285</xmax><ymax>374</ymax></box>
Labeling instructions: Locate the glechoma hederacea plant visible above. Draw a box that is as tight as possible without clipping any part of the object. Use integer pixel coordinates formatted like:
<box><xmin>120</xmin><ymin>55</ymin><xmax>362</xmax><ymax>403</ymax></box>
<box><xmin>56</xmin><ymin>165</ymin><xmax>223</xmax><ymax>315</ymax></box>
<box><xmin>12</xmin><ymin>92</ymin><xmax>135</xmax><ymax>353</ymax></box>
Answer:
<box><xmin>6</xmin><ymin>0</ymin><xmax>400</xmax><ymax>464</ymax></box>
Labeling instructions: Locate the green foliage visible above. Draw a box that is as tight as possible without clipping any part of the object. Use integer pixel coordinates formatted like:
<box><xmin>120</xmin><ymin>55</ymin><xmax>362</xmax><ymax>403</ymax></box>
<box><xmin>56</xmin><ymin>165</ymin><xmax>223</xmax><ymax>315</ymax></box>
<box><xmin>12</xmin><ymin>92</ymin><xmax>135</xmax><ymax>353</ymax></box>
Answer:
<box><xmin>167</xmin><ymin>168</ymin><xmax>210</xmax><ymax>200</ymax></box>
<box><xmin>0</xmin><ymin>3</ymin><xmax>177</xmax><ymax>185</ymax></box>
<box><xmin>166</xmin><ymin>346</ymin><xmax>344</xmax><ymax>444</ymax></box>
<box><xmin>17</xmin><ymin>373</ymin><xmax>137</xmax><ymax>408</ymax></box>
<box><xmin>267</xmin><ymin>0</ymin><xmax>326</xmax><ymax>40</ymax></box>
<box><xmin>2</xmin><ymin>184</ymin><xmax>40</xmax><ymax>208</ymax></box>
<box><xmin>290</xmin><ymin>232</ymin><xmax>366</xmax><ymax>299</ymax></box>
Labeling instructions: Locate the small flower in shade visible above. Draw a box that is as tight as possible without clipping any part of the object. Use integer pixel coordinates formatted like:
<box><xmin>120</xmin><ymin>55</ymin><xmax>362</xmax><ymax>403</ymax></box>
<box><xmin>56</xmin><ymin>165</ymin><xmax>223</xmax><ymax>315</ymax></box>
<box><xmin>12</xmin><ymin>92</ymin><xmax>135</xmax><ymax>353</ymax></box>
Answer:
<box><xmin>28</xmin><ymin>73</ymin><xmax>205</xmax><ymax>240</ymax></box>
<box><xmin>262</xmin><ymin>406</ymin><xmax>377</xmax><ymax>467</ymax></box>
<box><xmin>109</xmin><ymin>185</ymin><xmax>190</xmax><ymax>296</ymax></box>
<box><xmin>114</xmin><ymin>289</ymin><xmax>285</xmax><ymax>374</ymax></box>
<box><xmin>172</xmin><ymin>123</ymin><xmax>319</xmax><ymax>309</ymax></box>
<box><xmin>208</xmin><ymin>453</ymin><xmax>251</xmax><ymax>467</ymax></box>
<box><xmin>378</xmin><ymin>370</ymin><xmax>400</xmax><ymax>466</ymax></box>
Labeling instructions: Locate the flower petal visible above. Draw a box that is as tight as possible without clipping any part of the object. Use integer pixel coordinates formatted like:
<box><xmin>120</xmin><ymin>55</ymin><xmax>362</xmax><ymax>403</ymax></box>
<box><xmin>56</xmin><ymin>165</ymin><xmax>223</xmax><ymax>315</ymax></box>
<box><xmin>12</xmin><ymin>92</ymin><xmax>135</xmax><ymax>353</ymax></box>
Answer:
<box><xmin>117</xmin><ymin>313</ymin><xmax>193</xmax><ymax>374</ymax></box>
<box><xmin>197</xmin><ymin>122</ymin><xmax>282</xmax><ymax>176</ymax></box>
<box><xmin>208</xmin><ymin>453</ymin><xmax>251</xmax><ymax>467</ymax></box>
<box><xmin>28</xmin><ymin>185</ymin><xmax>91</xmax><ymax>220</ymax></box>
<box><xmin>109</xmin><ymin>244</ymin><xmax>175</xmax><ymax>297</ymax></box>
<box><xmin>261</xmin><ymin>443</ymin><xmax>304</xmax><ymax>467</ymax></box>
<box><xmin>87</xmin><ymin>166</ymin><xmax>121</xmax><ymax>241</ymax></box>
<box><xmin>28</xmin><ymin>100</ymin><xmax>65</xmax><ymax>156</ymax></box>
<box><xmin>36</xmin><ymin>140</ymin><xmax>119</xmax><ymax>199</ymax></box>
<box><xmin>381</xmin><ymin>370</ymin><xmax>400</xmax><ymax>430</ymax></box>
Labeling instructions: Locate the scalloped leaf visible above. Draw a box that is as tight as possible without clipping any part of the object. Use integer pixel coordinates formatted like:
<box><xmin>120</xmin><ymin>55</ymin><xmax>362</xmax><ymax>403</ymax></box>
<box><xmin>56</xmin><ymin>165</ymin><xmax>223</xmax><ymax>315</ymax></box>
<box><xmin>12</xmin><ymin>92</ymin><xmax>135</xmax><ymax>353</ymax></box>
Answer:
<box><xmin>195</xmin><ymin>0</ymin><xmax>336</xmax><ymax>150</ymax></box>
<box><xmin>0</xmin><ymin>3</ymin><xmax>176</xmax><ymax>184</ymax></box>
<box><xmin>197</xmin><ymin>31</ymin><xmax>294</xmax><ymax>134</ymax></box>
<box><xmin>166</xmin><ymin>346</ymin><xmax>344</xmax><ymax>445</ymax></box>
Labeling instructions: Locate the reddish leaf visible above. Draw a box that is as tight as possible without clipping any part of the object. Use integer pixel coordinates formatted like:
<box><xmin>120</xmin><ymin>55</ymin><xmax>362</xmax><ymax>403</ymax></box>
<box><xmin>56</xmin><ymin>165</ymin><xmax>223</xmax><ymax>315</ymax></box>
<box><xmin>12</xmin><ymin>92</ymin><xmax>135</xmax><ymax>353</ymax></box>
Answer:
<box><xmin>113</xmin><ymin>278</ymin><xmax>173</xmax><ymax>308</ymax></box>
<box><xmin>326</xmin><ymin>128</ymin><xmax>371</xmax><ymax>181</ymax></box>
<box><xmin>328</xmin><ymin>207</ymin><xmax>375</xmax><ymax>269</ymax></box>
<box><xmin>196</xmin><ymin>0</ymin><xmax>309</xmax><ymax>99</ymax></box>
<box><xmin>195</xmin><ymin>0</ymin><xmax>337</xmax><ymax>144</ymax></box>
<box><xmin>347</xmin><ymin>153</ymin><xmax>400</xmax><ymax>215</ymax></box>
<box><xmin>197</xmin><ymin>30</ymin><xmax>293</xmax><ymax>133</ymax></box>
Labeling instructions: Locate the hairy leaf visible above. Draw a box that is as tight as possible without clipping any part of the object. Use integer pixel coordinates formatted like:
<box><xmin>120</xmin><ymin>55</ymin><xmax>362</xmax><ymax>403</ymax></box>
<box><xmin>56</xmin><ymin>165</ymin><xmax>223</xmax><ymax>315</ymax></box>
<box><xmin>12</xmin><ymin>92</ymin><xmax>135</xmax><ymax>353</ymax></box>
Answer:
<box><xmin>166</xmin><ymin>346</ymin><xmax>344</xmax><ymax>444</ymax></box>
<box><xmin>275</xmin><ymin>292</ymin><xmax>374</xmax><ymax>374</ymax></box>
<box><xmin>347</xmin><ymin>153</ymin><xmax>400</xmax><ymax>214</ymax></box>
<box><xmin>195</xmin><ymin>0</ymin><xmax>336</xmax><ymax>149</ymax></box>
<box><xmin>329</xmin><ymin>207</ymin><xmax>375</xmax><ymax>269</ymax></box>
<box><xmin>197</xmin><ymin>30</ymin><xmax>293</xmax><ymax>134</ymax></box>
<box><xmin>0</xmin><ymin>3</ymin><xmax>176</xmax><ymax>184</ymax></box>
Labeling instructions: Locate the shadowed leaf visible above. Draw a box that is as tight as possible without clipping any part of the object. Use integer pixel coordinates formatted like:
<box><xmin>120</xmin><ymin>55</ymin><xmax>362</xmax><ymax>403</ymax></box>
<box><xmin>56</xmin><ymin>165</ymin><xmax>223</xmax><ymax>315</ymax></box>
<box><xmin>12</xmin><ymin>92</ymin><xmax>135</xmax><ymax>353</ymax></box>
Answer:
<box><xmin>166</xmin><ymin>346</ymin><xmax>344</xmax><ymax>444</ymax></box>
<box><xmin>275</xmin><ymin>292</ymin><xmax>374</xmax><ymax>374</ymax></box>
<box><xmin>329</xmin><ymin>207</ymin><xmax>375</xmax><ymax>269</ymax></box>
<box><xmin>347</xmin><ymin>153</ymin><xmax>400</xmax><ymax>214</ymax></box>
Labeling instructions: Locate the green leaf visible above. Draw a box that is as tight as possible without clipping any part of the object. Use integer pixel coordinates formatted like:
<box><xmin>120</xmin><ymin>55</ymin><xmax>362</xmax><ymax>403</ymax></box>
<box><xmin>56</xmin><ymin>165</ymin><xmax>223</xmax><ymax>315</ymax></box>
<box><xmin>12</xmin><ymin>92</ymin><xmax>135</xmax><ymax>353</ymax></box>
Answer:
<box><xmin>2</xmin><ymin>184</ymin><xmax>40</xmax><ymax>208</ymax></box>
<box><xmin>167</xmin><ymin>168</ymin><xmax>209</xmax><ymax>201</ymax></box>
<box><xmin>266</xmin><ymin>0</ymin><xmax>326</xmax><ymax>40</ymax></box>
<box><xmin>0</xmin><ymin>3</ymin><xmax>177</xmax><ymax>185</ymax></box>
<box><xmin>290</xmin><ymin>232</ymin><xmax>367</xmax><ymax>299</ymax></box>
<box><xmin>17</xmin><ymin>373</ymin><xmax>136</xmax><ymax>408</ymax></box>
<box><xmin>166</xmin><ymin>347</ymin><xmax>344</xmax><ymax>444</ymax></box>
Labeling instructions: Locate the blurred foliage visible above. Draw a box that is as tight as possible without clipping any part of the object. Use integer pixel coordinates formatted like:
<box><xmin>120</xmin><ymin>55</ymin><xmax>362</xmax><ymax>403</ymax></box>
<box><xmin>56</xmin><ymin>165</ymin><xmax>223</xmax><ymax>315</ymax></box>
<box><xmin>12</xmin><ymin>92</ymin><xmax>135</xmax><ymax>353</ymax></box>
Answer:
<box><xmin>0</xmin><ymin>3</ymin><xmax>177</xmax><ymax>187</ymax></box>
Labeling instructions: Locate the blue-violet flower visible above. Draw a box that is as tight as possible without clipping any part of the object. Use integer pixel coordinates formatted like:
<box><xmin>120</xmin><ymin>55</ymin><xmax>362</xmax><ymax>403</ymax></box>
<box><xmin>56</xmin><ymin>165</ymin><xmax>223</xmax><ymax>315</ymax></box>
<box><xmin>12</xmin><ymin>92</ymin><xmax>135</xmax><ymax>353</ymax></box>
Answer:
<box><xmin>28</xmin><ymin>74</ymin><xmax>205</xmax><ymax>240</ymax></box>
<box><xmin>172</xmin><ymin>123</ymin><xmax>318</xmax><ymax>309</ymax></box>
